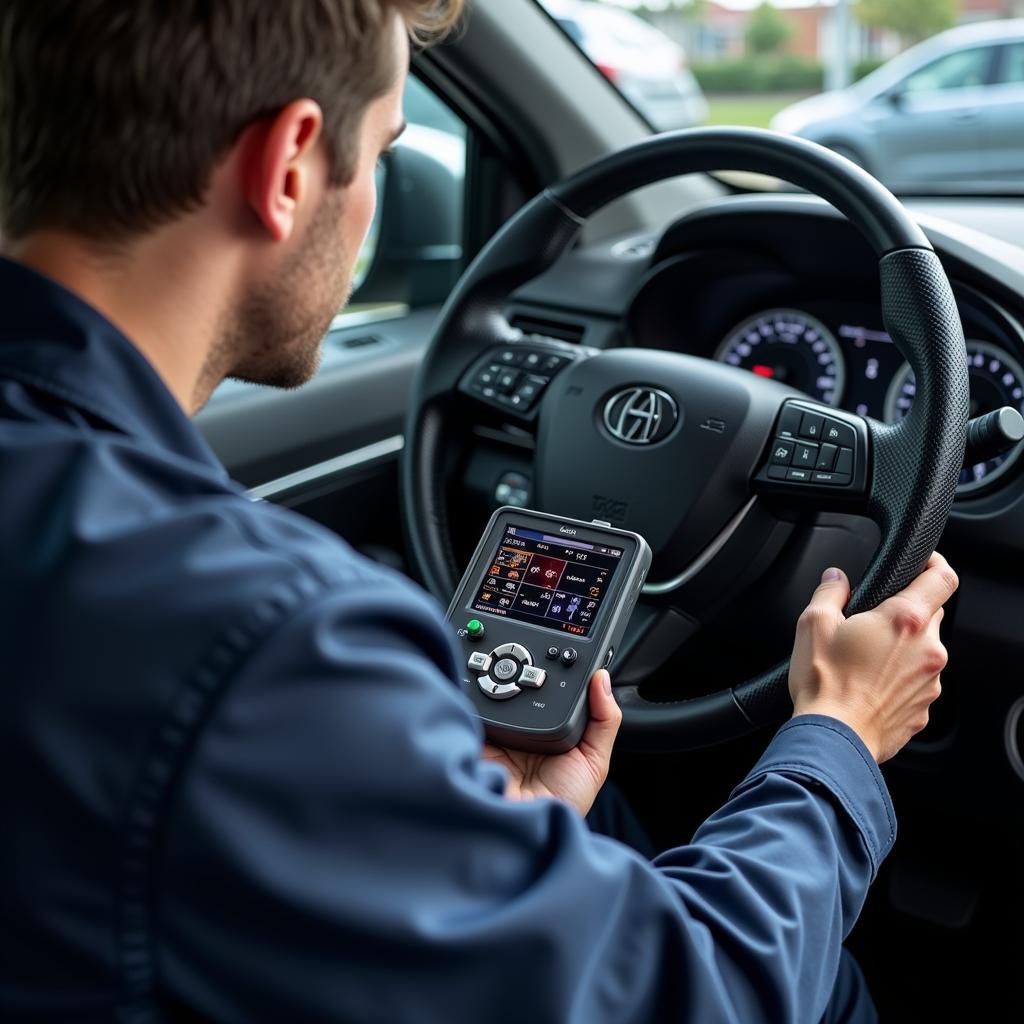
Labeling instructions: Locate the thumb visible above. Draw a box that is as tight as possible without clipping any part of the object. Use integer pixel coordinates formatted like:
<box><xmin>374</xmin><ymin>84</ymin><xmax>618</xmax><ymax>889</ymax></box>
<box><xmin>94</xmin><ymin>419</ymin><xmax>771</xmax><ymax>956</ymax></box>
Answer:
<box><xmin>578</xmin><ymin>670</ymin><xmax>622</xmax><ymax>772</ymax></box>
<box><xmin>807</xmin><ymin>566</ymin><xmax>851</xmax><ymax>616</ymax></box>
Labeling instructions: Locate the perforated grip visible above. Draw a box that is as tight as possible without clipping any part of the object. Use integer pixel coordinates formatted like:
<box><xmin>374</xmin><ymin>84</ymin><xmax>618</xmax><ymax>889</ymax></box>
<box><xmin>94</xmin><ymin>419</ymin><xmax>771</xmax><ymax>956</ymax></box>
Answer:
<box><xmin>734</xmin><ymin>248</ymin><xmax>969</xmax><ymax>726</ymax></box>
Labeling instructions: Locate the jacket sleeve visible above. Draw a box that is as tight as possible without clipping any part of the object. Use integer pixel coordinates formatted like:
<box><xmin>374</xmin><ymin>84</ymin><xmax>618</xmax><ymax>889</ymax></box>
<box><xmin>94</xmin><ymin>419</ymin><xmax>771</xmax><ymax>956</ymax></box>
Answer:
<box><xmin>155</xmin><ymin>571</ymin><xmax>895</xmax><ymax>1024</ymax></box>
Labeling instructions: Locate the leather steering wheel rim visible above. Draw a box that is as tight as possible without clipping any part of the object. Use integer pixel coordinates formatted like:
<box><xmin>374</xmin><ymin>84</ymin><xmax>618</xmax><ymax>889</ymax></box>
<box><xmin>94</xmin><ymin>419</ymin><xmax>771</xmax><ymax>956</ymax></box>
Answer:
<box><xmin>402</xmin><ymin>128</ymin><xmax>969</xmax><ymax>751</ymax></box>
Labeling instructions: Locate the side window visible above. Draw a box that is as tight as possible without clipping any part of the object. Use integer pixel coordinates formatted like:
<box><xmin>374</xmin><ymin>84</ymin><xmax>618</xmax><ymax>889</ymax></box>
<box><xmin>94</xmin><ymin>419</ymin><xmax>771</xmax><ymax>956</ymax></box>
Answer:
<box><xmin>997</xmin><ymin>43</ymin><xmax>1024</xmax><ymax>85</ymax></box>
<box><xmin>346</xmin><ymin>75</ymin><xmax>468</xmax><ymax>317</ymax></box>
<box><xmin>901</xmin><ymin>47</ymin><xmax>993</xmax><ymax>94</ymax></box>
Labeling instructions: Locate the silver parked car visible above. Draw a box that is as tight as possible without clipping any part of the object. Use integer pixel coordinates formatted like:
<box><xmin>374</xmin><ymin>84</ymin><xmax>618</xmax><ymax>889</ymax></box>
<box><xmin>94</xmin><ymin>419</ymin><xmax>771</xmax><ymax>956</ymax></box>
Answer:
<box><xmin>543</xmin><ymin>0</ymin><xmax>707</xmax><ymax>131</ymax></box>
<box><xmin>772</xmin><ymin>19</ymin><xmax>1024</xmax><ymax>192</ymax></box>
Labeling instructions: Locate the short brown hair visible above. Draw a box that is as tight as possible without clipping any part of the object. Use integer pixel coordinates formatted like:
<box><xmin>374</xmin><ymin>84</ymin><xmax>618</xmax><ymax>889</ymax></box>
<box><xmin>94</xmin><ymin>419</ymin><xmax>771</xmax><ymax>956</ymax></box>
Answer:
<box><xmin>0</xmin><ymin>0</ymin><xmax>463</xmax><ymax>242</ymax></box>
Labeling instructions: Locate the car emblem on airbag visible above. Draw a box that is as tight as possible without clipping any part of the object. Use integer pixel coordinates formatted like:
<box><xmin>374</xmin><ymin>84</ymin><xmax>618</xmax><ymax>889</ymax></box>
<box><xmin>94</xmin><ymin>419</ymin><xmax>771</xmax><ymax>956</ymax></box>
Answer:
<box><xmin>603</xmin><ymin>387</ymin><xmax>678</xmax><ymax>445</ymax></box>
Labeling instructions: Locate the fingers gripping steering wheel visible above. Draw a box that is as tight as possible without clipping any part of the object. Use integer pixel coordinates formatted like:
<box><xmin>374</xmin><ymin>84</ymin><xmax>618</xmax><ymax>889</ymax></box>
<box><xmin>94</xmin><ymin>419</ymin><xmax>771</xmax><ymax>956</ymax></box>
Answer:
<box><xmin>401</xmin><ymin>128</ymin><xmax>969</xmax><ymax>751</ymax></box>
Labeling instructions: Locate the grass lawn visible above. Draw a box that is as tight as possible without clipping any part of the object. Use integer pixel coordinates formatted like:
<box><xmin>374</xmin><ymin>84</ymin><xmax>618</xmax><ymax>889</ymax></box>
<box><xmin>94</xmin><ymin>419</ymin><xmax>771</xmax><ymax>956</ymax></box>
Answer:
<box><xmin>705</xmin><ymin>92</ymin><xmax>811</xmax><ymax>130</ymax></box>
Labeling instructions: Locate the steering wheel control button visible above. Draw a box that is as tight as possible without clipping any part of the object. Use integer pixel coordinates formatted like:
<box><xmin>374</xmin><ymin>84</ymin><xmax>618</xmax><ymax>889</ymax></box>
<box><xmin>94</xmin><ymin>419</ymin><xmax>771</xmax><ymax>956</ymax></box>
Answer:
<box><xmin>467</xmin><ymin>651</ymin><xmax>492</xmax><ymax>673</ymax></box>
<box><xmin>787</xmin><ymin>468</ymin><xmax>812</xmax><ymax>482</ymax></box>
<box><xmin>496</xmin><ymin>349</ymin><xmax>523</xmax><ymax>366</ymax></box>
<box><xmin>770</xmin><ymin>440</ymin><xmax>795</xmax><ymax>466</ymax></box>
<box><xmin>777</xmin><ymin>405</ymin><xmax>803</xmax><ymax>438</ymax></box>
<box><xmin>816</xmin><ymin>443</ymin><xmax>839</xmax><ymax>471</ymax></box>
<box><xmin>560</xmin><ymin>647</ymin><xmax>578</xmax><ymax>666</ymax></box>
<box><xmin>466</xmin><ymin>619</ymin><xmax>486</xmax><ymax>640</ymax></box>
<box><xmin>514</xmin><ymin>375</ymin><xmax>547</xmax><ymax>405</ymax></box>
<box><xmin>767</xmin><ymin>465</ymin><xmax>789</xmax><ymax>481</ymax></box>
<box><xmin>517</xmin><ymin>665</ymin><xmax>547</xmax><ymax>689</ymax></box>
<box><xmin>492</xmin><ymin>658</ymin><xmax>519</xmax><ymax>682</ymax></box>
<box><xmin>812</xmin><ymin>471</ymin><xmax>848</xmax><ymax>485</ymax></box>
<box><xmin>834</xmin><ymin>447</ymin><xmax>854</xmax><ymax>476</ymax></box>
<box><xmin>798</xmin><ymin>412</ymin><xmax>824</xmax><ymax>440</ymax></box>
<box><xmin>546</xmin><ymin>646</ymin><xmax>560</xmax><ymax>660</ymax></box>
<box><xmin>496</xmin><ymin>369</ymin><xmax>520</xmax><ymax>394</ymax></box>
<box><xmin>823</xmin><ymin>418</ymin><xmax>856</xmax><ymax>448</ymax></box>
<box><xmin>793</xmin><ymin>442</ymin><xmax>818</xmax><ymax>468</ymax></box>
<box><xmin>477</xmin><ymin>676</ymin><xmax>521</xmax><ymax>701</ymax></box>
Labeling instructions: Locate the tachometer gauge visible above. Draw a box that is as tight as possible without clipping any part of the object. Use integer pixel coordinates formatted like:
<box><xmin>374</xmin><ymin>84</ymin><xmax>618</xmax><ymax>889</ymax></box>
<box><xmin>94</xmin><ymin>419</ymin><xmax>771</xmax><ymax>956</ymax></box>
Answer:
<box><xmin>715</xmin><ymin>309</ymin><xmax>845</xmax><ymax>407</ymax></box>
<box><xmin>885</xmin><ymin>339</ymin><xmax>1024</xmax><ymax>494</ymax></box>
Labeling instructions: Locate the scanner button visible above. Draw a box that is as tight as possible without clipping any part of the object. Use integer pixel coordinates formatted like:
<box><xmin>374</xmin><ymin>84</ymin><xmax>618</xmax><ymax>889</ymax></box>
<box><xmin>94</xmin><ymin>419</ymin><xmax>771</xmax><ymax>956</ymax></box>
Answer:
<box><xmin>494</xmin><ymin>642</ymin><xmax>532</xmax><ymax>664</ymax></box>
<box><xmin>477</xmin><ymin>676</ymin><xmax>521</xmax><ymax>700</ymax></box>
<box><xmin>467</xmin><ymin>652</ymin><xmax>492</xmax><ymax>674</ymax></box>
<box><xmin>518</xmin><ymin>665</ymin><xmax>546</xmax><ymax>688</ymax></box>
<box><xmin>492</xmin><ymin>658</ymin><xmax>519</xmax><ymax>682</ymax></box>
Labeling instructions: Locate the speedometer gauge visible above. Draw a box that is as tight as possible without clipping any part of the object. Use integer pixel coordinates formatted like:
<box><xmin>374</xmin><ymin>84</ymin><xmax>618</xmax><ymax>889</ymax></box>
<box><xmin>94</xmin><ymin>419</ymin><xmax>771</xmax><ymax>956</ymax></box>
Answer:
<box><xmin>715</xmin><ymin>309</ymin><xmax>845</xmax><ymax>407</ymax></box>
<box><xmin>885</xmin><ymin>339</ymin><xmax>1024</xmax><ymax>494</ymax></box>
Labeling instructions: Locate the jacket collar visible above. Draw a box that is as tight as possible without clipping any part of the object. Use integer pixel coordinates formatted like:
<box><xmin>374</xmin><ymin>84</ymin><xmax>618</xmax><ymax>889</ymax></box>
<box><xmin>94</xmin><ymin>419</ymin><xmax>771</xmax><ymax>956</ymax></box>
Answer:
<box><xmin>0</xmin><ymin>256</ymin><xmax>225</xmax><ymax>475</ymax></box>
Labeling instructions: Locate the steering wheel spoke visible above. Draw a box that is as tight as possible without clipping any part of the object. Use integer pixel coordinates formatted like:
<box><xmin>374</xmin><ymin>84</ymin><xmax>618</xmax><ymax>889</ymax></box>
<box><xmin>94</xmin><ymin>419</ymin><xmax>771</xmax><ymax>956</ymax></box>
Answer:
<box><xmin>457</xmin><ymin>336</ymin><xmax>588</xmax><ymax>426</ymax></box>
<box><xmin>752</xmin><ymin>397</ymin><xmax>871</xmax><ymax>510</ymax></box>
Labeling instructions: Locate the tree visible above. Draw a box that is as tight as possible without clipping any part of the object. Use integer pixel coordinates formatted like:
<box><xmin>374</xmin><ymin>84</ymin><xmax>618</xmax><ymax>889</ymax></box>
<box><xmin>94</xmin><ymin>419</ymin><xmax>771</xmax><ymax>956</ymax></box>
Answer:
<box><xmin>745</xmin><ymin>2</ymin><xmax>792</xmax><ymax>56</ymax></box>
<box><xmin>856</xmin><ymin>0</ymin><xmax>956</xmax><ymax>43</ymax></box>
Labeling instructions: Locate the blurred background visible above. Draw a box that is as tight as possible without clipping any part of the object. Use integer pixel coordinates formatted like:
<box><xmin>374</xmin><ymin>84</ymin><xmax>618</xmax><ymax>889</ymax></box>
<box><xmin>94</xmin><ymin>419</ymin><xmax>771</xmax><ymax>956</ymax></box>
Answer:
<box><xmin>537</xmin><ymin>0</ymin><xmax>1024</xmax><ymax>195</ymax></box>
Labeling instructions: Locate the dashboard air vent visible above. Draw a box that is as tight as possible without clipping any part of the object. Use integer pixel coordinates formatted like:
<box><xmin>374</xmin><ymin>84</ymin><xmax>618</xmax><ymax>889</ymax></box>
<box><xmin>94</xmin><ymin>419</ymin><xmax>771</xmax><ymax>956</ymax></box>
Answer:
<box><xmin>509</xmin><ymin>312</ymin><xmax>586</xmax><ymax>345</ymax></box>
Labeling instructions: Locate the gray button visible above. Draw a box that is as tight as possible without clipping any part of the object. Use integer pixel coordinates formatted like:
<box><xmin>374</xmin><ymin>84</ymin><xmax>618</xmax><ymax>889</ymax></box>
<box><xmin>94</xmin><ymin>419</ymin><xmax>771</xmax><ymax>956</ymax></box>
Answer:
<box><xmin>493</xmin><ymin>642</ymin><xmax>532</xmax><ymax>665</ymax></box>
<box><xmin>492</xmin><ymin>658</ymin><xmax>519</xmax><ymax>681</ymax></box>
<box><xmin>517</xmin><ymin>665</ymin><xmax>546</xmax><ymax>689</ymax></box>
<box><xmin>477</xmin><ymin>676</ymin><xmax>520</xmax><ymax>700</ymax></box>
<box><xmin>467</xmin><ymin>652</ymin><xmax>492</xmax><ymax>673</ymax></box>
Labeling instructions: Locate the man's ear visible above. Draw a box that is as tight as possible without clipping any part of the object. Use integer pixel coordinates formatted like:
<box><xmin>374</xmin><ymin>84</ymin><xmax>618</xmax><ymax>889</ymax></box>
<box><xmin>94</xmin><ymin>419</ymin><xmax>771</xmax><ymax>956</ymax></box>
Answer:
<box><xmin>243</xmin><ymin>99</ymin><xmax>324</xmax><ymax>243</ymax></box>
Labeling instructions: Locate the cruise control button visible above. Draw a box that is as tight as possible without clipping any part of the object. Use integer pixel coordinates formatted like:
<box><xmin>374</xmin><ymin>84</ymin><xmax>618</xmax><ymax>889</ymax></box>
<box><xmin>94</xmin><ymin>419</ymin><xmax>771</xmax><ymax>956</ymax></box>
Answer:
<box><xmin>822</xmin><ymin>419</ymin><xmax>856</xmax><ymax>449</ymax></box>
<box><xmin>467</xmin><ymin>651</ymin><xmax>492</xmax><ymax>673</ymax></box>
<box><xmin>477</xmin><ymin>676</ymin><xmax>520</xmax><ymax>700</ymax></box>
<box><xmin>835</xmin><ymin>447</ymin><xmax>854</xmax><ymax>476</ymax></box>
<box><xmin>787</xmin><ymin>468</ymin><xmax>812</xmax><ymax>482</ymax></box>
<box><xmin>793</xmin><ymin>443</ymin><xmax>818</xmax><ymax>468</ymax></box>
<box><xmin>518</xmin><ymin>665</ymin><xmax>547</xmax><ymax>688</ymax></box>
<box><xmin>816</xmin><ymin>443</ymin><xmax>838</xmax><ymax>471</ymax></box>
<box><xmin>492</xmin><ymin>658</ymin><xmax>519</xmax><ymax>682</ymax></box>
<box><xmin>799</xmin><ymin>413</ymin><xmax>824</xmax><ymax>440</ymax></box>
<box><xmin>770</xmin><ymin>440</ymin><xmax>795</xmax><ymax>466</ymax></box>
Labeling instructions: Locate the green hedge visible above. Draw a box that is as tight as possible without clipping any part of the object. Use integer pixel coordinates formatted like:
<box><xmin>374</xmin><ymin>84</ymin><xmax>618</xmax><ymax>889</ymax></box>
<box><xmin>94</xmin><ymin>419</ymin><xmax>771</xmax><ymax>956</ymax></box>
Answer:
<box><xmin>691</xmin><ymin>57</ymin><xmax>825</xmax><ymax>94</ymax></box>
<box><xmin>853</xmin><ymin>57</ymin><xmax>886</xmax><ymax>81</ymax></box>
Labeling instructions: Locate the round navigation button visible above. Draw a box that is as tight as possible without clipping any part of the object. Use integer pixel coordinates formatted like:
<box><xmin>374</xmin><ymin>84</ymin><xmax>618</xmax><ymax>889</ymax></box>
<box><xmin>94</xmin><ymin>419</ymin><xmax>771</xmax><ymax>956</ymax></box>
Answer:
<box><xmin>492</xmin><ymin>658</ymin><xmax>519</xmax><ymax>682</ymax></box>
<box><xmin>546</xmin><ymin>646</ymin><xmax>560</xmax><ymax>660</ymax></box>
<box><xmin>561</xmin><ymin>648</ymin><xmax>578</xmax><ymax>666</ymax></box>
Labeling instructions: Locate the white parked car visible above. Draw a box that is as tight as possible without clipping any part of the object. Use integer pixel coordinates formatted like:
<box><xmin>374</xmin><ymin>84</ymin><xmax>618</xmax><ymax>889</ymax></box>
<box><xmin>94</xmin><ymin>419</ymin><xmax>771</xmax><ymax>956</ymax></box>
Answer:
<box><xmin>542</xmin><ymin>0</ymin><xmax>708</xmax><ymax>131</ymax></box>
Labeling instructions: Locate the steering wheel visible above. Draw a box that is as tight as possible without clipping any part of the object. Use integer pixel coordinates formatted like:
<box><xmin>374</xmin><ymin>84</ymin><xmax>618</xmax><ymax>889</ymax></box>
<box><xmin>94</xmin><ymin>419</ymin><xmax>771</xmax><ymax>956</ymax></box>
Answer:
<box><xmin>402</xmin><ymin>128</ymin><xmax>969</xmax><ymax>751</ymax></box>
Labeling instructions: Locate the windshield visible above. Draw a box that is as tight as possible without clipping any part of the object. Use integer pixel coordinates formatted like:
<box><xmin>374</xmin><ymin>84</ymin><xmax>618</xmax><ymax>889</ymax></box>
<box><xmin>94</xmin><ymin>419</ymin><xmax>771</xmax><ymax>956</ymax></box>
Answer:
<box><xmin>536</xmin><ymin>0</ymin><xmax>1024</xmax><ymax>197</ymax></box>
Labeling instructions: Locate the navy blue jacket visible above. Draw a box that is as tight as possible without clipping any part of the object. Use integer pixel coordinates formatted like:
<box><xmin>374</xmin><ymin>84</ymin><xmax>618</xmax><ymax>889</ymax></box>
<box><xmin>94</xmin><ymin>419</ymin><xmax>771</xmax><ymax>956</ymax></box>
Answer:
<box><xmin>0</xmin><ymin>257</ymin><xmax>895</xmax><ymax>1022</ymax></box>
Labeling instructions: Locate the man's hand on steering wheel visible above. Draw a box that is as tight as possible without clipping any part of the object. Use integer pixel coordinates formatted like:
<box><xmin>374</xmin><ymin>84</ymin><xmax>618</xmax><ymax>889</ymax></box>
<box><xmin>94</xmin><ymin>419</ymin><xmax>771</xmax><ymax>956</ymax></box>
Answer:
<box><xmin>791</xmin><ymin>551</ymin><xmax>958</xmax><ymax>764</ymax></box>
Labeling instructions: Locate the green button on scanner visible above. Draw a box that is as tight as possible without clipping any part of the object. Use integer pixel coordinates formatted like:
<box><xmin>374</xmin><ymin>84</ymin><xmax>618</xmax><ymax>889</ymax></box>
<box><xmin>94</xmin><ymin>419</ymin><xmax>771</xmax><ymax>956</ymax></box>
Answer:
<box><xmin>466</xmin><ymin>619</ymin><xmax>485</xmax><ymax>640</ymax></box>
